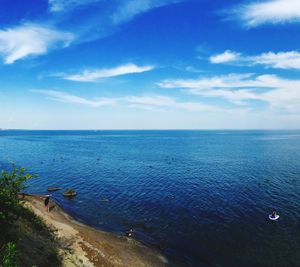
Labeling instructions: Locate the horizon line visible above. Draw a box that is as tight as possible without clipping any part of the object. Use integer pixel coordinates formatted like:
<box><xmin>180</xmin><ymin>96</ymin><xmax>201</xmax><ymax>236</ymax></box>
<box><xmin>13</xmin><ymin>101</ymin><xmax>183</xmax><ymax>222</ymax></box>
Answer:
<box><xmin>1</xmin><ymin>128</ymin><xmax>300</xmax><ymax>131</ymax></box>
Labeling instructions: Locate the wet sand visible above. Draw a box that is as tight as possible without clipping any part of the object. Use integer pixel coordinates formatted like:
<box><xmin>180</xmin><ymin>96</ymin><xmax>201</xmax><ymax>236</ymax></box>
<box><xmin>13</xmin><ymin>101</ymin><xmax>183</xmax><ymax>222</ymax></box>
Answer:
<box><xmin>22</xmin><ymin>195</ymin><xmax>168</xmax><ymax>267</ymax></box>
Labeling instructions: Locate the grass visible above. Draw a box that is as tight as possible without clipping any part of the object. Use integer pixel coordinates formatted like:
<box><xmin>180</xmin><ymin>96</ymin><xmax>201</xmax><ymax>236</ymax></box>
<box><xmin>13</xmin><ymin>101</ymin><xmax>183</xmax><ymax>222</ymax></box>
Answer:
<box><xmin>0</xmin><ymin>203</ymin><xmax>62</xmax><ymax>267</ymax></box>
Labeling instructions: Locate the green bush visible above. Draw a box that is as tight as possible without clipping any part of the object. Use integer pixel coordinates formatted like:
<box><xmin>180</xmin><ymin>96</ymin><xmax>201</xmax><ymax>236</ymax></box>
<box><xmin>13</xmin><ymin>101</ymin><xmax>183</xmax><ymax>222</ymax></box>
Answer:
<box><xmin>1</xmin><ymin>242</ymin><xmax>19</xmax><ymax>267</ymax></box>
<box><xmin>0</xmin><ymin>164</ymin><xmax>33</xmax><ymax>231</ymax></box>
<box><xmin>0</xmin><ymin>165</ymin><xmax>60</xmax><ymax>266</ymax></box>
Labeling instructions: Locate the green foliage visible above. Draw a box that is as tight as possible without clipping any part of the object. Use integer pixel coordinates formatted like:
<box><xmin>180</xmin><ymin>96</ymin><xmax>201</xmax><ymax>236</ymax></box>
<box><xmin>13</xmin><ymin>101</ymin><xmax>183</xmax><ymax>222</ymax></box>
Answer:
<box><xmin>1</xmin><ymin>242</ymin><xmax>19</xmax><ymax>267</ymax></box>
<box><xmin>0</xmin><ymin>164</ymin><xmax>34</xmax><ymax>230</ymax></box>
<box><xmin>0</xmin><ymin>164</ymin><xmax>61</xmax><ymax>266</ymax></box>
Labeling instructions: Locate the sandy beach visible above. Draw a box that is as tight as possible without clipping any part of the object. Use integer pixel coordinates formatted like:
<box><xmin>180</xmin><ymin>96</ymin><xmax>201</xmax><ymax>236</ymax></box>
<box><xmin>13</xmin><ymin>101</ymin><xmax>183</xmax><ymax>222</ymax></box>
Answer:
<box><xmin>22</xmin><ymin>195</ymin><xmax>167</xmax><ymax>267</ymax></box>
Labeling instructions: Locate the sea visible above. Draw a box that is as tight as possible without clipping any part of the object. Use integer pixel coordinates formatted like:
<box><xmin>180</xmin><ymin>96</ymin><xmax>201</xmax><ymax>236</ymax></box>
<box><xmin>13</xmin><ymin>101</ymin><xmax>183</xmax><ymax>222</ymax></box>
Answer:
<box><xmin>0</xmin><ymin>130</ymin><xmax>300</xmax><ymax>267</ymax></box>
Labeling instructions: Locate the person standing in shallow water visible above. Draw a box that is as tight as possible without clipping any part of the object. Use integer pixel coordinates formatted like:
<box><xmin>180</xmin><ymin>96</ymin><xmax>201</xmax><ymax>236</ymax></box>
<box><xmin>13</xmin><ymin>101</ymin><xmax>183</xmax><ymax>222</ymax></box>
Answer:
<box><xmin>44</xmin><ymin>195</ymin><xmax>50</xmax><ymax>212</ymax></box>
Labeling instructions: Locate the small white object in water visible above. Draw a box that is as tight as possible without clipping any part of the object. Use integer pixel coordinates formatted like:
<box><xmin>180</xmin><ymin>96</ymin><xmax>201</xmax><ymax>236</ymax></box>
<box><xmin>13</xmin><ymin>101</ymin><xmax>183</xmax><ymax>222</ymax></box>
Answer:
<box><xmin>269</xmin><ymin>214</ymin><xmax>280</xmax><ymax>221</ymax></box>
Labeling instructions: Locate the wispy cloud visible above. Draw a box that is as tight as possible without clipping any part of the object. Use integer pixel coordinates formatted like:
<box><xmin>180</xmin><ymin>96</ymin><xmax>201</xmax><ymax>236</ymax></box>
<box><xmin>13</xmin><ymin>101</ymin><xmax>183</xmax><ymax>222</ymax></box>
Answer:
<box><xmin>112</xmin><ymin>0</ymin><xmax>160</xmax><ymax>24</ymax></box>
<box><xmin>184</xmin><ymin>66</ymin><xmax>205</xmax><ymax>73</ymax></box>
<box><xmin>48</xmin><ymin>0</ymin><xmax>181</xmax><ymax>17</ymax></box>
<box><xmin>0</xmin><ymin>24</ymin><xmax>74</xmax><ymax>64</ymax></box>
<box><xmin>210</xmin><ymin>50</ymin><xmax>300</xmax><ymax>70</ymax></box>
<box><xmin>158</xmin><ymin>73</ymin><xmax>263</xmax><ymax>105</ymax></box>
<box><xmin>31</xmin><ymin>90</ymin><xmax>117</xmax><ymax>107</ymax></box>
<box><xmin>47</xmin><ymin>0</ymin><xmax>184</xmax><ymax>42</ymax></box>
<box><xmin>158</xmin><ymin>73</ymin><xmax>300</xmax><ymax>112</ymax></box>
<box><xmin>0</xmin><ymin>1</ymin><xmax>182</xmax><ymax>64</ymax></box>
<box><xmin>48</xmin><ymin>0</ymin><xmax>102</xmax><ymax>13</ymax></box>
<box><xmin>32</xmin><ymin>89</ymin><xmax>223</xmax><ymax>112</ymax></box>
<box><xmin>125</xmin><ymin>95</ymin><xmax>222</xmax><ymax>112</ymax></box>
<box><xmin>158</xmin><ymin>73</ymin><xmax>260</xmax><ymax>90</ymax></box>
<box><xmin>111</xmin><ymin>0</ymin><xmax>182</xmax><ymax>24</ymax></box>
<box><xmin>62</xmin><ymin>64</ymin><xmax>154</xmax><ymax>82</ymax></box>
<box><xmin>229</xmin><ymin>0</ymin><xmax>300</xmax><ymax>27</ymax></box>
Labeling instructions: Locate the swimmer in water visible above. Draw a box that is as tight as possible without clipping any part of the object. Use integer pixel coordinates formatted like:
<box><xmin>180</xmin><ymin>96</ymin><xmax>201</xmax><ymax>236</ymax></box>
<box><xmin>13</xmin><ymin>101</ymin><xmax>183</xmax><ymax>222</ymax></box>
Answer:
<box><xmin>271</xmin><ymin>211</ymin><xmax>277</xmax><ymax>218</ymax></box>
<box><xmin>126</xmin><ymin>228</ymin><xmax>133</xmax><ymax>237</ymax></box>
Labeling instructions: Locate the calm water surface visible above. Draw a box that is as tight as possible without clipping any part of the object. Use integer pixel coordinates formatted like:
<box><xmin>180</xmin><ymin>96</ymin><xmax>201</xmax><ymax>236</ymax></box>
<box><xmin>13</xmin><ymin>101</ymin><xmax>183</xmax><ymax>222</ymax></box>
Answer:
<box><xmin>0</xmin><ymin>130</ymin><xmax>300</xmax><ymax>267</ymax></box>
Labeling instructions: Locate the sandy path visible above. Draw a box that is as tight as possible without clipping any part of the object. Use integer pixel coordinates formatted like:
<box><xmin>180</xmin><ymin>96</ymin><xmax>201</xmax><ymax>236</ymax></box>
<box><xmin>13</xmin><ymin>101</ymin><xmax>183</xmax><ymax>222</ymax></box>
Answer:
<box><xmin>23</xmin><ymin>196</ymin><xmax>167</xmax><ymax>267</ymax></box>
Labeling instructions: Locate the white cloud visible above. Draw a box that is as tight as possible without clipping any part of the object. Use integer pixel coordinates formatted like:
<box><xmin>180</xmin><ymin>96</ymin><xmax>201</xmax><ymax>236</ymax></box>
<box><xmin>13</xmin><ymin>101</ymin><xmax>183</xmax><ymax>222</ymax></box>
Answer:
<box><xmin>63</xmin><ymin>64</ymin><xmax>154</xmax><ymax>82</ymax></box>
<box><xmin>231</xmin><ymin>0</ymin><xmax>300</xmax><ymax>27</ymax></box>
<box><xmin>210</xmin><ymin>50</ymin><xmax>241</xmax><ymax>64</ymax></box>
<box><xmin>0</xmin><ymin>24</ymin><xmax>74</xmax><ymax>64</ymax></box>
<box><xmin>253</xmin><ymin>51</ymin><xmax>300</xmax><ymax>69</ymax></box>
<box><xmin>31</xmin><ymin>90</ymin><xmax>117</xmax><ymax>107</ymax></box>
<box><xmin>49</xmin><ymin>0</ymin><xmax>102</xmax><ymax>13</ymax></box>
<box><xmin>158</xmin><ymin>73</ymin><xmax>300</xmax><ymax>112</ymax></box>
<box><xmin>210</xmin><ymin>50</ymin><xmax>300</xmax><ymax>70</ymax></box>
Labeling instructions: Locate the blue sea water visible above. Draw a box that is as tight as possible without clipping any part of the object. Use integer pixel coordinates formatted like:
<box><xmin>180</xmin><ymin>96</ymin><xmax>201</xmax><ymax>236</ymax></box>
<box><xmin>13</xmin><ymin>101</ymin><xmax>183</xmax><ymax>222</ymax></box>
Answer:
<box><xmin>0</xmin><ymin>130</ymin><xmax>300</xmax><ymax>267</ymax></box>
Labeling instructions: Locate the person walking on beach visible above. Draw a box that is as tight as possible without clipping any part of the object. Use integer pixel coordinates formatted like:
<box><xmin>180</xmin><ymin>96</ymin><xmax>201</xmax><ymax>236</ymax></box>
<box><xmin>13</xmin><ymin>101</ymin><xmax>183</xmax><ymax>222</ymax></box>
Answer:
<box><xmin>44</xmin><ymin>195</ymin><xmax>50</xmax><ymax>212</ymax></box>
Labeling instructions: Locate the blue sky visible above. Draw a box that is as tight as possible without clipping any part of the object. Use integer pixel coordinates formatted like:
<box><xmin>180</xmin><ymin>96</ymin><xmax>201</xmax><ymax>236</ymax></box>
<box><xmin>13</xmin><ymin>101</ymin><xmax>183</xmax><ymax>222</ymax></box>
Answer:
<box><xmin>1</xmin><ymin>0</ymin><xmax>300</xmax><ymax>129</ymax></box>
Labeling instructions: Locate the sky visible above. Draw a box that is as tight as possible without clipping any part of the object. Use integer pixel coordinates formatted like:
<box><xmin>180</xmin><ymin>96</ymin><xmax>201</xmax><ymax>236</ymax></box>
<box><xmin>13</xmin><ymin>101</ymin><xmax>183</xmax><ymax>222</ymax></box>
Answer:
<box><xmin>1</xmin><ymin>0</ymin><xmax>300</xmax><ymax>129</ymax></box>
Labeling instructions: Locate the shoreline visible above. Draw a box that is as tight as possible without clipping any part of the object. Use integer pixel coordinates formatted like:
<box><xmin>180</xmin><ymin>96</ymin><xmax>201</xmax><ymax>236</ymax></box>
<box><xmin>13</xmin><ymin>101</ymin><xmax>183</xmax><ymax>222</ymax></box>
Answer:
<box><xmin>22</xmin><ymin>195</ymin><xmax>168</xmax><ymax>267</ymax></box>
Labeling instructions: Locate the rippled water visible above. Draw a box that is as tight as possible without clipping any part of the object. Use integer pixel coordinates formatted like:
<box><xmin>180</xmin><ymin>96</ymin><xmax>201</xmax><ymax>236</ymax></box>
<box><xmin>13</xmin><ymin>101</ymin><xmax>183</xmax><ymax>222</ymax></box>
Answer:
<box><xmin>1</xmin><ymin>130</ymin><xmax>300</xmax><ymax>267</ymax></box>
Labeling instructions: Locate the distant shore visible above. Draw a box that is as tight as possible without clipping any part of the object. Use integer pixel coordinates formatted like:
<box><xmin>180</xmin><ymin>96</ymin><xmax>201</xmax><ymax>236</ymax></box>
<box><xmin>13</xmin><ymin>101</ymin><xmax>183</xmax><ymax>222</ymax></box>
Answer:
<box><xmin>22</xmin><ymin>195</ymin><xmax>167</xmax><ymax>267</ymax></box>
